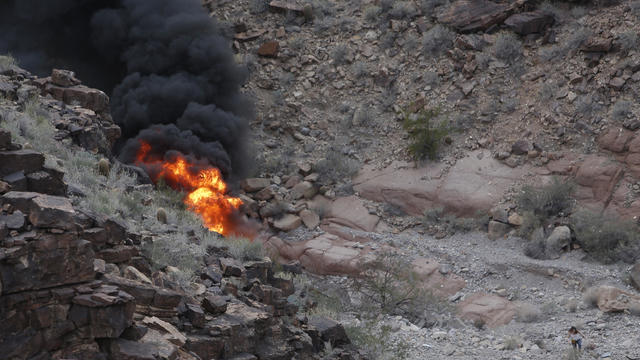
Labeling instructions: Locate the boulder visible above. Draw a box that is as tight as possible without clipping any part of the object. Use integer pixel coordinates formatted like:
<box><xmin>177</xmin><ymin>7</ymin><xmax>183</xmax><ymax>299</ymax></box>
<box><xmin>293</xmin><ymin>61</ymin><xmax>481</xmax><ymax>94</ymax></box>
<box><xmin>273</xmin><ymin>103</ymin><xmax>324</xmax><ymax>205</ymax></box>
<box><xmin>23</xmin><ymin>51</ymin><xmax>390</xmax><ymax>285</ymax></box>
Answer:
<box><xmin>458</xmin><ymin>293</ymin><xmax>516</xmax><ymax>328</ymax></box>
<box><xmin>544</xmin><ymin>225</ymin><xmax>571</xmax><ymax>259</ymax></box>
<box><xmin>629</xmin><ymin>263</ymin><xmax>640</xmax><ymax>291</ymax></box>
<box><xmin>598</xmin><ymin>127</ymin><xmax>633</xmax><ymax>153</ymax></box>
<box><xmin>574</xmin><ymin>155</ymin><xmax>624</xmax><ymax>203</ymax></box>
<box><xmin>185</xmin><ymin>304</ymin><xmax>206</xmax><ymax>328</ymax></box>
<box><xmin>2</xmin><ymin>171</ymin><xmax>27</xmax><ymax>191</ymax></box>
<box><xmin>219</xmin><ymin>257</ymin><xmax>244</xmax><ymax>277</ymax></box>
<box><xmin>28</xmin><ymin>194</ymin><xmax>76</xmax><ymax>230</ymax></box>
<box><xmin>299</xmin><ymin>209</ymin><xmax>320</xmax><ymax>229</ymax></box>
<box><xmin>489</xmin><ymin>206</ymin><xmax>509</xmax><ymax>223</ymax></box>
<box><xmin>241</xmin><ymin>178</ymin><xmax>271</xmax><ymax>192</ymax></box>
<box><xmin>97</xmin><ymin>245</ymin><xmax>138</xmax><ymax>264</ymax></box>
<box><xmin>511</xmin><ymin>140</ymin><xmax>531</xmax><ymax>155</ymax></box>
<box><xmin>123</xmin><ymin>266</ymin><xmax>152</xmax><ymax>284</ymax></box>
<box><xmin>0</xmin><ymin>210</ymin><xmax>25</xmax><ymax>230</ymax></box>
<box><xmin>589</xmin><ymin>285</ymin><xmax>640</xmax><ymax>312</ymax></box>
<box><xmin>504</xmin><ymin>10</ymin><xmax>554</xmax><ymax>35</ymax></box>
<box><xmin>354</xmin><ymin>153</ymin><xmax>529</xmax><ymax>217</ymax></box>
<box><xmin>0</xmin><ymin>150</ymin><xmax>44</xmax><ymax>176</ymax></box>
<box><xmin>0</xmin><ymin>233</ymin><xmax>95</xmax><ymax>294</ymax></box>
<box><xmin>291</xmin><ymin>181</ymin><xmax>316</xmax><ymax>200</ymax></box>
<box><xmin>51</xmin><ymin>69</ymin><xmax>81</xmax><ymax>87</ymax></box>
<box><xmin>141</xmin><ymin>316</ymin><xmax>186</xmax><ymax>347</ymax></box>
<box><xmin>273</xmin><ymin>214</ymin><xmax>302</xmax><ymax>231</ymax></box>
<box><xmin>309</xmin><ymin>318</ymin><xmax>350</xmax><ymax>347</ymax></box>
<box><xmin>438</xmin><ymin>0</ymin><xmax>512</xmax><ymax>33</ymax></box>
<box><xmin>325</xmin><ymin>196</ymin><xmax>379</xmax><ymax>232</ymax></box>
<box><xmin>26</xmin><ymin>170</ymin><xmax>67</xmax><ymax>196</ymax></box>
<box><xmin>257</xmin><ymin>41</ymin><xmax>279</xmax><ymax>58</ymax></box>
<box><xmin>412</xmin><ymin>258</ymin><xmax>466</xmax><ymax>297</ymax></box>
<box><xmin>69</xmin><ymin>289</ymin><xmax>135</xmax><ymax>338</ymax></box>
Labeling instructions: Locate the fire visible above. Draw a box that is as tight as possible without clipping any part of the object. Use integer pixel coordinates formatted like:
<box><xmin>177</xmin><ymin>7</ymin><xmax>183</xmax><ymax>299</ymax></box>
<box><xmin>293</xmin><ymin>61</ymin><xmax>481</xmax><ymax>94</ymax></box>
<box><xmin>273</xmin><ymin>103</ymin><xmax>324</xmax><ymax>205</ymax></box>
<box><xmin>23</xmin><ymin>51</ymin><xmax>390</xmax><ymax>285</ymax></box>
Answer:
<box><xmin>135</xmin><ymin>141</ymin><xmax>243</xmax><ymax>236</ymax></box>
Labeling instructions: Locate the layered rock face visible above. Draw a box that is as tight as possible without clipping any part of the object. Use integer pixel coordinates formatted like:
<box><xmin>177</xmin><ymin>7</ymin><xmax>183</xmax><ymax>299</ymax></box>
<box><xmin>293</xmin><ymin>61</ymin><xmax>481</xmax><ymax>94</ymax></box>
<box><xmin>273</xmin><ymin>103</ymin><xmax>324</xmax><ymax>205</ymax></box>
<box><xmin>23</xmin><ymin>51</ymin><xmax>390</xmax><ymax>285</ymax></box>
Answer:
<box><xmin>0</xmin><ymin>68</ymin><xmax>361</xmax><ymax>359</ymax></box>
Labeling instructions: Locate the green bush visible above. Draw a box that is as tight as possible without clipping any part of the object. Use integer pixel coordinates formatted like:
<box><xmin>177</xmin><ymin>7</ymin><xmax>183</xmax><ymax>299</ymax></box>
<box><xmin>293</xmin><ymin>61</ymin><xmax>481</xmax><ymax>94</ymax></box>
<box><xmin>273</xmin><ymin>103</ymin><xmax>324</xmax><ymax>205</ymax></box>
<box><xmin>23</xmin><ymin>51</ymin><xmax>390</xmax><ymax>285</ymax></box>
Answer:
<box><xmin>402</xmin><ymin>107</ymin><xmax>450</xmax><ymax>161</ymax></box>
<box><xmin>314</xmin><ymin>148</ymin><xmax>361</xmax><ymax>185</ymax></box>
<box><xmin>345</xmin><ymin>321</ymin><xmax>410</xmax><ymax>360</ymax></box>
<box><xmin>226</xmin><ymin>237</ymin><xmax>266</xmax><ymax>261</ymax></box>
<box><xmin>570</xmin><ymin>210</ymin><xmax>640</xmax><ymax>264</ymax></box>
<box><xmin>492</xmin><ymin>32</ymin><xmax>522</xmax><ymax>63</ymax></box>
<box><xmin>422</xmin><ymin>25</ymin><xmax>455</xmax><ymax>57</ymax></box>
<box><xmin>516</xmin><ymin>177</ymin><xmax>575</xmax><ymax>219</ymax></box>
<box><xmin>0</xmin><ymin>54</ymin><xmax>16</xmax><ymax>72</ymax></box>
<box><xmin>350</xmin><ymin>251</ymin><xmax>449</xmax><ymax>321</ymax></box>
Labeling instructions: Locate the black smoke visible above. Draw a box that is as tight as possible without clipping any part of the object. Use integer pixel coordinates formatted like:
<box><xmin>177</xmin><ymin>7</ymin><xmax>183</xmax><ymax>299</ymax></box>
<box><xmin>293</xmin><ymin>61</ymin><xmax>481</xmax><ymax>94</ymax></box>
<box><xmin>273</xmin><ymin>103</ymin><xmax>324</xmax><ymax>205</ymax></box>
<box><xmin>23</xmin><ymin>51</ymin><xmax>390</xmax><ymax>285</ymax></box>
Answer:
<box><xmin>0</xmin><ymin>0</ymin><xmax>251</xmax><ymax>179</ymax></box>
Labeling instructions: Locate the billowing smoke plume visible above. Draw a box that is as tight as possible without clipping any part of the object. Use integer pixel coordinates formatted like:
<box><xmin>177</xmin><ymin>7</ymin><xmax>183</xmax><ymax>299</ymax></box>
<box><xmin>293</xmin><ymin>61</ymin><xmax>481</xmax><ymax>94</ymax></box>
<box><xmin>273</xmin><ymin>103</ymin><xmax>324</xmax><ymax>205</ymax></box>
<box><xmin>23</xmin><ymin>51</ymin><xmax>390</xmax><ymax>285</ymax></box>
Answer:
<box><xmin>0</xmin><ymin>0</ymin><xmax>251</xmax><ymax>178</ymax></box>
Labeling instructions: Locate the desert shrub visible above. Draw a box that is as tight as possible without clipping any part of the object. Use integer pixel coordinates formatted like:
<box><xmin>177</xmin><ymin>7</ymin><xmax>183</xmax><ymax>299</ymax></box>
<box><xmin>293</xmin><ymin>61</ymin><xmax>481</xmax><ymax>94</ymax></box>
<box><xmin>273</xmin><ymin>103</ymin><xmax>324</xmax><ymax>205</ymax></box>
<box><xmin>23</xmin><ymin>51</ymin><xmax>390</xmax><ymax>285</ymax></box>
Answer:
<box><xmin>618</xmin><ymin>31</ymin><xmax>639</xmax><ymax>53</ymax></box>
<box><xmin>351</xmin><ymin>61</ymin><xmax>369</xmax><ymax>79</ymax></box>
<box><xmin>422</xmin><ymin>25</ymin><xmax>455</xmax><ymax>57</ymax></box>
<box><xmin>145</xmin><ymin>233</ymin><xmax>206</xmax><ymax>281</ymax></box>
<box><xmin>611</xmin><ymin>100</ymin><xmax>632</xmax><ymax>121</ymax></box>
<box><xmin>571</xmin><ymin>210</ymin><xmax>640</xmax><ymax>263</ymax></box>
<box><xmin>570</xmin><ymin>6</ymin><xmax>587</xmax><ymax>18</ymax></box>
<box><xmin>278</xmin><ymin>71</ymin><xmax>295</xmax><ymax>87</ymax></box>
<box><xmin>516</xmin><ymin>302</ymin><xmax>542</xmax><ymax>322</ymax></box>
<box><xmin>402</xmin><ymin>107</ymin><xmax>451</xmax><ymax>161</ymax></box>
<box><xmin>379</xmin><ymin>31</ymin><xmax>397</xmax><ymax>49</ymax></box>
<box><xmin>541</xmin><ymin>301</ymin><xmax>560</xmax><ymax>315</ymax></box>
<box><xmin>380</xmin><ymin>86</ymin><xmax>398</xmax><ymax>111</ymax></box>
<box><xmin>403</xmin><ymin>34</ymin><xmax>419</xmax><ymax>52</ymax></box>
<box><xmin>314</xmin><ymin>148</ymin><xmax>361</xmax><ymax>185</ymax></box>
<box><xmin>492</xmin><ymin>32</ymin><xmax>522</xmax><ymax>63</ymax></box>
<box><xmin>423</xmin><ymin>206</ymin><xmax>445</xmax><ymax>226</ymax></box>
<box><xmin>345</xmin><ymin>321</ymin><xmax>410</xmax><ymax>360</ymax></box>
<box><xmin>313</xmin><ymin>17</ymin><xmax>334</xmax><ymax>33</ymax></box>
<box><xmin>575</xmin><ymin>95</ymin><xmax>602</xmax><ymax>119</ymax></box>
<box><xmin>289</xmin><ymin>36</ymin><xmax>305</xmax><ymax>51</ymax></box>
<box><xmin>380</xmin><ymin>0</ymin><xmax>395</xmax><ymax>12</ymax></box>
<box><xmin>351</xmin><ymin>251</ymin><xmax>448</xmax><ymax>320</ymax></box>
<box><xmin>331</xmin><ymin>44</ymin><xmax>349</xmax><ymax>65</ymax></box>
<box><xmin>566</xmin><ymin>27</ymin><xmax>591</xmax><ymax>50</ymax></box>
<box><xmin>503</xmin><ymin>336</ymin><xmax>522</xmax><ymax>350</ymax></box>
<box><xmin>389</xmin><ymin>1</ymin><xmax>417</xmax><ymax>19</ymax></box>
<box><xmin>352</xmin><ymin>105</ymin><xmax>375</xmax><ymax>126</ymax></box>
<box><xmin>363</xmin><ymin>5</ymin><xmax>381</xmax><ymax>23</ymax></box>
<box><xmin>420</xmin><ymin>0</ymin><xmax>447</xmax><ymax>13</ymax></box>
<box><xmin>516</xmin><ymin>177</ymin><xmax>575</xmax><ymax>220</ymax></box>
<box><xmin>250</xmin><ymin>0</ymin><xmax>269</xmax><ymax>14</ymax></box>
<box><xmin>226</xmin><ymin>237</ymin><xmax>265</xmax><ymax>261</ymax></box>
<box><xmin>0</xmin><ymin>54</ymin><xmax>16</xmax><ymax>72</ymax></box>
<box><xmin>538</xmin><ymin>81</ymin><xmax>558</xmax><ymax>102</ymax></box>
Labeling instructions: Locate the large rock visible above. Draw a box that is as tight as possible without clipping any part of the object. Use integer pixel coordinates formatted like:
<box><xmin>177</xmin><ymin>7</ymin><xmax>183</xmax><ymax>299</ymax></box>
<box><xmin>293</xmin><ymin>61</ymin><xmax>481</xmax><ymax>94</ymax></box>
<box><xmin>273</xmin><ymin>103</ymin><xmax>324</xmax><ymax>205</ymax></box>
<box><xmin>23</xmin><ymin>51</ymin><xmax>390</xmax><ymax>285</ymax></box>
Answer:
<box><xmin>299</xmin><ymin>209</ymin><xmax>320</xmax><ymax>229</ymax></box>
<box><xmin>325</xmin><ymin>196</ymin><xmax>379</xmax><ymax>232</ymax></box>
<box><xmin>69</xmin><ymin>287</ymin><xmax>136</xmax><ymax>338</ymax></box>
<box><xmin>488</xmin><ymin>220</ymin><xmax>511</xmax><ymax>240</ymax></box>
<box><xmin>504</xmin><ymin>10</ymin><xmax>554</xmax><ymax>35</ymax></box>
<box><xmin>598</xmin><ymin>127</ymin><xmax>634</xmax><ymax>153</ymax></box>
<box><xmin>412</xmin><ymin>258</ymin><xmax>466</xmax><ymax>297</ymax></box>
<box><xmin>544</xmin><ymin>226</ymin><xmax>571</xmax><ymax>259</ymax></box>
<box><xmin>29</xmin><ymin>194</ymin><xmax>76</xmax><ymax>230</ymax></box>
<box><xmin>458</xmin><ymin>293</ymin><xmax>516</xmax><ymax>328</ymax></box>
<box><xmin>46</xmin><ymin>84</ymin><xmax>109</xmax><ymax>113</ymax></box>
<box><xmin>308</xmin><ymin>318</ymin><xmax>350</xmax><ymax>347</ymax></box>
<box><xmin>241</xmin><ymin>178</ymin><xmax>270</xmax><ymax>192</ymax></box>
<box><xmin>589</xmin><ymin>285</ymin><xmax>640</xmax><ymax>312</ymax></box>
<box><xmin>354</xmin><ymin>152</ymin><xmax>529</xmax><ymax>217</ymax></box>
<box><xmin>0</xmin><ymin>233</ymin><xmax>95</xmax><ymax>294</ymax></box>
<box><xmin>273</xmin><ymin>214</ymin><xmax>302</xmax><ymax>231</ymax></box>
<box><xmin>438</xmin><ymin>0</ymin><xmax>512</xmax><ymax>33</ymax></box>
<box><xmin>574</xmin><ymin>155</ymin><xmax>624</xmax><ymax>204</ymax></box>
<box><xmin>27</xmin><ymin>170</ymin><xmax>67</xmax><ymax>196</ymax></box>
<box><xmin>0</xmin><ymin>150</ymin><xmax>44</xmax><ymax>176</ymax></box>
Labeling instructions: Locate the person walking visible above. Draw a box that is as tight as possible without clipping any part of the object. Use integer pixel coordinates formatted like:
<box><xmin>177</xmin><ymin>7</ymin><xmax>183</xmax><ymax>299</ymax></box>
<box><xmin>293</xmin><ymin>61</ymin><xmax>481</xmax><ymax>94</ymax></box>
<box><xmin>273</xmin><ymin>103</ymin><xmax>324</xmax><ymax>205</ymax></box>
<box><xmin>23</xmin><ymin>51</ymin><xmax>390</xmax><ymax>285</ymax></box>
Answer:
<box><xmin>568</xmin><ymin>326</ymin><xmax>585</xmax><ymax>351</ymax></box>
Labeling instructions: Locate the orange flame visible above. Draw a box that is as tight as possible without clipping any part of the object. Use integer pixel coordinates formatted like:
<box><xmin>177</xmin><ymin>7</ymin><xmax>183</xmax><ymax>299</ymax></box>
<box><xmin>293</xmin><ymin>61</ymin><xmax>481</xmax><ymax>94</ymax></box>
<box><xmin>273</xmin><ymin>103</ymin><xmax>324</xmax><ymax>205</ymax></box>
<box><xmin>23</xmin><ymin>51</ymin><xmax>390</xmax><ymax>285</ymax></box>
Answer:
<box><xmin>135</xmin><ymin>141</ymin><xmax>243</xmax><ymax>236</ymax></box>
